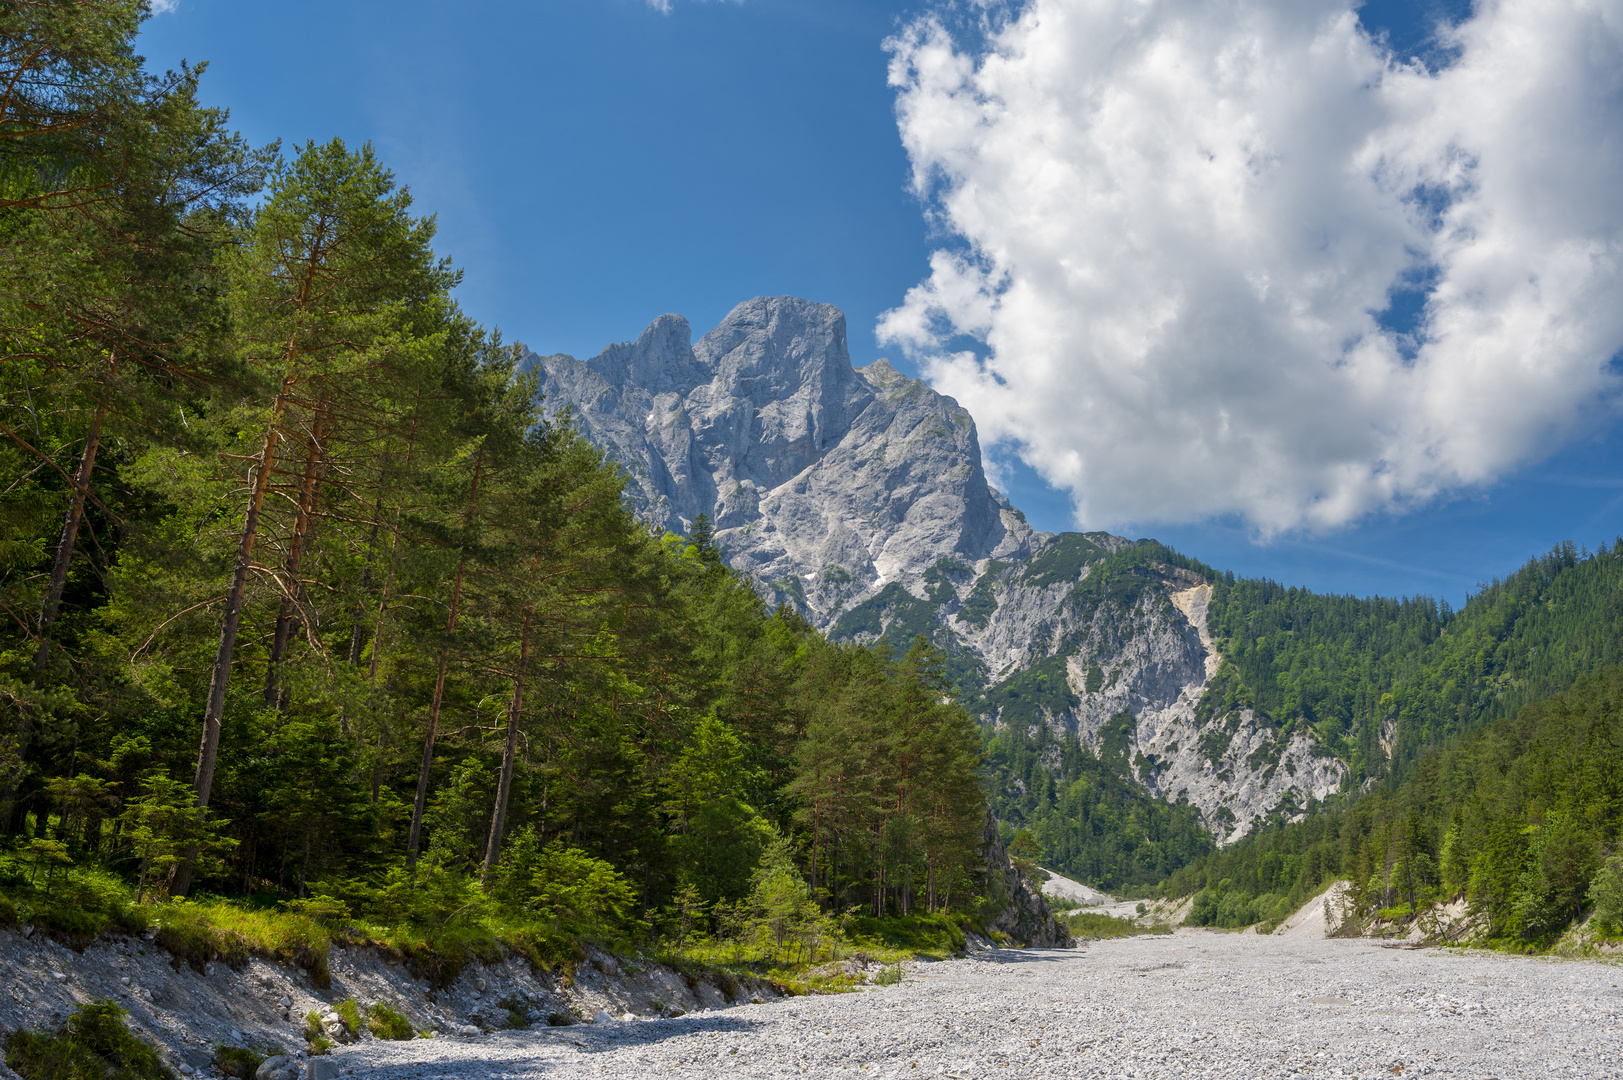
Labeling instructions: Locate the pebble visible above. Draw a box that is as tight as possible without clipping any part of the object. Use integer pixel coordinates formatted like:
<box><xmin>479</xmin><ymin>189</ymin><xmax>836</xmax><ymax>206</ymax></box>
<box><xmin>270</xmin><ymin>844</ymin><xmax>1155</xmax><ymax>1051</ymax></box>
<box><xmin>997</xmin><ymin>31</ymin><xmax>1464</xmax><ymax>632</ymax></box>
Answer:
<box><xmin>339</xmin><ymin>931</ymin><xmax>1623</xmax><ymax>1079</ymax></box>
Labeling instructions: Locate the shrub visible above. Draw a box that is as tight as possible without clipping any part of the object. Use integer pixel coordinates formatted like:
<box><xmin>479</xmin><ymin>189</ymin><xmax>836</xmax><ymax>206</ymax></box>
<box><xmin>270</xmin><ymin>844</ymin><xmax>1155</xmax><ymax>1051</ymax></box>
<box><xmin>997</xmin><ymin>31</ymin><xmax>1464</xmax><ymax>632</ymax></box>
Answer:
<box><xmin>493</xmin><ymin>996</ymin><xmax>528</xmax><ymax>1031</ymax></box>
<box><xmin>366</xmin><ymin>1002</ymin><xmax>413</xmax><ymax>1041</ymax></box>
<box><xmin>1588</xmin><ymin>855</ymin><xmax>1623</xmax><ymax>939</ymax></box>
<box><xmin>842</xmin><ymin>914</ymin><xmax>965</xmax><ymax>958</ymax></box>
<box><xmin>873</xmin><ymin>963</ymin><xmax>903</xmax><ymax>986</ymax></box>
<box><xmin>302</xmin><ymin>1012</ymin><xmax>331</xmax><ymax>1056</ymax></box>
<box><xmin>4</xmin><ymin>999</ymin><xmax>171</xmax><ymax>1080</ymax></box>
<box><xmin>1065</xmin><ymin>912</ymin><xmax>1172</xmax><ymax>939</ymax></box>
<box><xmin>212</xmin><ymin>1046</ymin><xmax>262</xmax><ymax>1079</ymax></box>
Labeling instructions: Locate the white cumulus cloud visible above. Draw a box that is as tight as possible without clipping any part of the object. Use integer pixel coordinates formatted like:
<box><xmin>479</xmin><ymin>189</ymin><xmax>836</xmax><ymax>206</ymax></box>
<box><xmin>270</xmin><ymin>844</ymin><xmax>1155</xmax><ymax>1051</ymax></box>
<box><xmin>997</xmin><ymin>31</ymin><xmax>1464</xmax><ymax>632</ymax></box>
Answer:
<box><xmin>148</xmin><ymin>0</ymin><xmax>179</xmax><ymax>13</ymax></box>
<box><xmin>880</xmin><ymin>0</ymin><xmax>1623</xmax><ymax>534</ymax></box>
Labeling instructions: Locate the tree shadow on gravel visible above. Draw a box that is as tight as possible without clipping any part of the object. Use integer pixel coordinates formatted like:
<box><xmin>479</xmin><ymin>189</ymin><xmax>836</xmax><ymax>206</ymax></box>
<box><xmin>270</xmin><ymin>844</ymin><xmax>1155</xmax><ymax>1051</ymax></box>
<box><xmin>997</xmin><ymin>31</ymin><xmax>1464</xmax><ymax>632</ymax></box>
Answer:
<box><xmin>973</xmin><ymin>948</ymin><xmax>1077</xmax><ymax>965</ymax></box>
<box><xmin>557</xmin><ymin>1013</ymin><xmax>765</xmax><ymax>1055</ymax></box>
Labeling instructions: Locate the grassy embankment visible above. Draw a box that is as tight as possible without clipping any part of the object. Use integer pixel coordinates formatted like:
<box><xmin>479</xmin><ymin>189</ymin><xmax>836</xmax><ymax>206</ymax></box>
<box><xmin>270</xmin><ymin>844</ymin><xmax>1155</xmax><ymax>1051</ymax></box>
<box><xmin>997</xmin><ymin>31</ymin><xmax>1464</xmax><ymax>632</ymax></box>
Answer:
<box><xmin>0</xmin><ymin>840</ymin><xmax>989</xmax><ymax>1003</ymax></box>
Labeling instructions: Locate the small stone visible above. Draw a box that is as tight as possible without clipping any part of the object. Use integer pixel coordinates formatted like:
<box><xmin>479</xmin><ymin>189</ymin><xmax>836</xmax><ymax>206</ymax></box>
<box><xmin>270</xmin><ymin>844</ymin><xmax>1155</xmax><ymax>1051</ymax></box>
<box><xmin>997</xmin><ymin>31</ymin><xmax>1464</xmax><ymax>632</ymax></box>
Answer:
<box><xmin>280</xmin><ymin>997</ymin><xmax>292</xmax><ymax>1008</ymax></box>
<box><xmin>178</xmin><ymin>1066</ymin><xmax>195</xmax><ymax>1076</ymax></box>
<box><xmin>51</xmin><ymin>972</ymin><xmax>67</xmax><ymax>982</ymax></box>
<box><xmin>229</xmin><ymin>1031</ymin><xmax>244</xmax><ymax>1043</ymax></box>
<box><xmin>254</xmin><ymin>1056</ymin><xmax>293</xmax><ymax>1080</ymax></box>
<box><xmin>593</xmin><ymin>1010</ymin><xmax>612</xmax><ymax>1024</ymax></box>
<box><xmin>306</xmin><ymin>1059</ymin><xmax>340</xmax><ymax>1080</ymax></box>
<box><xmin>749</xmin><ymin>995</ymin><xmax>765</xmax><ymax>1005</ymax></box>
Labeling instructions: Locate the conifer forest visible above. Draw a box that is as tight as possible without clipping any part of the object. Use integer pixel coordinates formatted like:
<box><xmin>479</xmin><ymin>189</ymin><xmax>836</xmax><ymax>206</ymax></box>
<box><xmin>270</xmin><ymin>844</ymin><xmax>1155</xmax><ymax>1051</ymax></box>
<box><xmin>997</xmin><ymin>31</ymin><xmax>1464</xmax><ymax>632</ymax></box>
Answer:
<box><xmin>0</xmin><ymin>1</ymin><xmax>989</xmax><ymax>961</ymax></box>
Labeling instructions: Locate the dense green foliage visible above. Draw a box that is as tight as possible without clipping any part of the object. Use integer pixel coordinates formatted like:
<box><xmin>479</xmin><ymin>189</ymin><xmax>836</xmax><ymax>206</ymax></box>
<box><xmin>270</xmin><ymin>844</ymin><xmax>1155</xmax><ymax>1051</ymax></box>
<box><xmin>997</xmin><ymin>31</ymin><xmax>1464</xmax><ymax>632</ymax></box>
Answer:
<box><xmin>1203</xmin><ymin>541</ymin><xmax>1623</xmax><ymax>787</ymax></box>
<box><xmin>0</xmin><ymin>3</ymin><xmax>995</xmax><ymax>962</ymax></box>
<box><xmin>1164</xmin><ymin>663</ymin><xmax>1623</xmax><ymax>945</ymax></box>
<box><xmin>829</xmin><ymin>575</ymin><xmax>987</xmax><ymax>695</ymax></box>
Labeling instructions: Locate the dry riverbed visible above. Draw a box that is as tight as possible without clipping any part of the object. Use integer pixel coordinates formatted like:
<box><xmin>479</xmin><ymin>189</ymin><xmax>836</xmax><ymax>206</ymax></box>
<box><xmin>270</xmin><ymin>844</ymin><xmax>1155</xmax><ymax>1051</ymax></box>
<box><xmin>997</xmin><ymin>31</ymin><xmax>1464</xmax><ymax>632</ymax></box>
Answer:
<box><xmin>339</xmin><ymin>931</ymin><xmax>1622</xmax><ymax>1080</ymax></box>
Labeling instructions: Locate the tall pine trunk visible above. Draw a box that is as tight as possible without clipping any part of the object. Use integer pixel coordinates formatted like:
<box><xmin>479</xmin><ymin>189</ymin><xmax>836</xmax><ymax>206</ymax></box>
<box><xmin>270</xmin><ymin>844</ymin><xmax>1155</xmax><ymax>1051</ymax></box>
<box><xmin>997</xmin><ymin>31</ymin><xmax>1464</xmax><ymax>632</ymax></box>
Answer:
<box><xmin>263</xmin><ymin>407</ymin><xmax>330</xmax><ymax>710</ymax></box>
<box><xmin>172</xmin><ymin>376</ymin><xmax>294</xmax><ymax>895</ymax></box>
<box><xmin>405</xmin><ymin>447</ymin><xmax>485</xmax><ymax>874</ymax></box>
<box><xmin>3</xmin><ymin>404</ymin><xmax>105</xmax><ymax>832</ymax></box>
<box><xmin>33</xmin><ymin>402</ymin><xmax>104</xmax><ymax>673</ymax></box>
<box><xmin>482</xmin><ymin>610</ymin><xmax>532</xmax><ymax>884</ymax></box>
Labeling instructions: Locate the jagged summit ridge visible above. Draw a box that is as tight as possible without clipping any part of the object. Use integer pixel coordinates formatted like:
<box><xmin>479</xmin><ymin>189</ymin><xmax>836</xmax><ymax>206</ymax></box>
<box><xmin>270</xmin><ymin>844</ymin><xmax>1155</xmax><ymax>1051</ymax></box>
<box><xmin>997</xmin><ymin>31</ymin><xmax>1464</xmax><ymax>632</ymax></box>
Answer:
<box><xmin>524</xmin><ymin>295</ymin><xmax>1037</xmax><ymax>626</ymax></box>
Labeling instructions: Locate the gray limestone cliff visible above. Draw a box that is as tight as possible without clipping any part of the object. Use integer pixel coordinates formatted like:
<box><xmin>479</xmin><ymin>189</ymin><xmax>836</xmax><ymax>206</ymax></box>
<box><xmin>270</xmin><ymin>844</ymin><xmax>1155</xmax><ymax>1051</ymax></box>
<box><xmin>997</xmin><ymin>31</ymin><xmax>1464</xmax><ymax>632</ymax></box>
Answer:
<box><xmin>523</xmin><ymin>297</ymin><xmax>1347</xmax><ymax>846</ymax></box>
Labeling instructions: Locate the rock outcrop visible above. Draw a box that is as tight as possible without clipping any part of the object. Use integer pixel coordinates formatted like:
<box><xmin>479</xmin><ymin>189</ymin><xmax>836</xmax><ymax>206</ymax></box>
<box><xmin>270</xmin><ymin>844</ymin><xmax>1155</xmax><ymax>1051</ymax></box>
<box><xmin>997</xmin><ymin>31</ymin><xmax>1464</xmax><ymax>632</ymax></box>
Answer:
<box><xmin>525</xmin><ymin>297</ymin><xmax>1349</xmax><ymax>844</ymax></box>
<box><xmin>981</xmin><ymin>813</ymin><xmax>1071</xmax><ymax>947</ymax></box>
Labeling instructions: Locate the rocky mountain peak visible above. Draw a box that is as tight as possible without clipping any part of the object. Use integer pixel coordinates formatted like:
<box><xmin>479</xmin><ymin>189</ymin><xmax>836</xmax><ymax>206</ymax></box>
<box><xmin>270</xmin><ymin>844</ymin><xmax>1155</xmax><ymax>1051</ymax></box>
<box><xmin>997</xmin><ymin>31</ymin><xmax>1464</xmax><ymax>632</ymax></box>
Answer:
<box><xmin>524</xmin><ymin>296</ymin><xmax>1034</xmax><ymax>626</ymax></box>
<box><xmin>585</xmin><ymin>312</ymin><xmax>702</xmax><ymax>395</ymax></box>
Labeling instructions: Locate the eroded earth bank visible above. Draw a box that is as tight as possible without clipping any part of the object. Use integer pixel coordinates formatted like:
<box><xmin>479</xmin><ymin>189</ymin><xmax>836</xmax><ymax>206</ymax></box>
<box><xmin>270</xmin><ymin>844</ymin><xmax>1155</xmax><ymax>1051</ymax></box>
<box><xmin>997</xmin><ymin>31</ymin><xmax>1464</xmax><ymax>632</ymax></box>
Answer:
<box><xmin>337</xmin><ymin>932</ymin><xmax>1620</xmax><ymax>1080</ymax></box>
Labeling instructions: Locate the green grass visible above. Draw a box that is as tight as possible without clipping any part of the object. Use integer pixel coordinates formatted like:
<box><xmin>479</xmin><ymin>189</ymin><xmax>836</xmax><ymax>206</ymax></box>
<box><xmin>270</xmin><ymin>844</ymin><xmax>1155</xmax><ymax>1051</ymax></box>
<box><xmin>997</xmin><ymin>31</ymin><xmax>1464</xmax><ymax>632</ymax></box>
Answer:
<box><xmin>0</xmin><ymin>856</ymin><xmax>149</xmax><ymax>949</ymax></box>
<box><xmin>150</xmin><ymin>901</ymin><xmax>332</xmax><ymax>987</ymax></box>
<box><xmin>366</xmin><ymin>1001</ymin><xmax>414</xmax><ymax>1040</ymax></box>
<box><xmin>212</xmin><ymin>1046</ymin><xmax>262</xmax><ymax>1079</ymax></box>
<box><xmin>4</xmin><ymin>999</ymin><xmax>171</xmax><ymax>1080</ymax></box>
<box><xmin>333</xmin><ymin>1000</ymin><xmax>361</xmax><ymax>1037</ymax></box>
<box><xmin>841</xmin><ymin>913</ymin><xmax>967</xmax><ymax>958</ymax></box>
<box><xmin>301</xmin><ymin>1012</ymin><xmax>331</xmax><ymax>1056</ymax></box>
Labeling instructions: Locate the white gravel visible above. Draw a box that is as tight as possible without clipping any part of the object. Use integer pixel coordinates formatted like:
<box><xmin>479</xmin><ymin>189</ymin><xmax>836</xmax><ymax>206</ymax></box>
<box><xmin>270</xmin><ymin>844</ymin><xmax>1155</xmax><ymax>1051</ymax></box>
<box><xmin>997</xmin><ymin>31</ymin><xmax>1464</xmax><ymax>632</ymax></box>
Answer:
<box><xmin>336</xmin><ymin>931</ymin><xmax>1623</xmax><ymax>1079</ymax></box>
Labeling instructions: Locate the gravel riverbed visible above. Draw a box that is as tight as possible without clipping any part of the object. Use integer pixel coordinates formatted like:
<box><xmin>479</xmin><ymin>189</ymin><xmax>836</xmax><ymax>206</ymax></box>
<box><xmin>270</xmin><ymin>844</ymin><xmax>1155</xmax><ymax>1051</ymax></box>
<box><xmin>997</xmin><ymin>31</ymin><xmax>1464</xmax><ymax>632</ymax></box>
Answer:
<box><xmin>338</xmin><ymin>931</ymin><xmax>1623</xmax><ymax>1079</ymax></box>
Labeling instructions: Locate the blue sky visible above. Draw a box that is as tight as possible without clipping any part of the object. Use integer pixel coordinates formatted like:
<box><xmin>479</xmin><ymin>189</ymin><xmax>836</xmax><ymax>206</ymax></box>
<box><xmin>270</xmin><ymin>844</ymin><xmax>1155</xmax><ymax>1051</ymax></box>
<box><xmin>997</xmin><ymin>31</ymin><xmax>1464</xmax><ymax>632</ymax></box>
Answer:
<box><xmin>136</xmin><ymin>0</ymin><xmax>1623</xmax><ymax>605</ymax></box>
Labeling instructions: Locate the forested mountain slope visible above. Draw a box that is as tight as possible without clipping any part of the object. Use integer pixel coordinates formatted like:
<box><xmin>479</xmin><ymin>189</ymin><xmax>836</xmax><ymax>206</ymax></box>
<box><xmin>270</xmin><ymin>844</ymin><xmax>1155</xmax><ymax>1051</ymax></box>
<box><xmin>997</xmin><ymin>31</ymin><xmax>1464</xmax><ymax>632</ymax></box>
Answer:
<box><xmin>1163</xmin><ymin>659</ymin><xmax>1623</xmax><ymax>948</ymax></box>
<box><xmin>990</xmin><ymin>543</ymin><xmax>1623</xmax><ymax>888</ymax></box>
